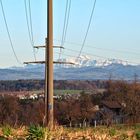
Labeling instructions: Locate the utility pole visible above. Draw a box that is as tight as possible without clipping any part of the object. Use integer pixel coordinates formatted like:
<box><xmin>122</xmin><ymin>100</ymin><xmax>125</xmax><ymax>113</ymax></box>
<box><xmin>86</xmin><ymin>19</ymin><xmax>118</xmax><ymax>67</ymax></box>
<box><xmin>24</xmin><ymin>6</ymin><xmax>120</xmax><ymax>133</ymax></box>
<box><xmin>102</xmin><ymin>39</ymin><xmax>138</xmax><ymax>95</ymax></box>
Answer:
<box><xmin>44</xmin><ymin>38</ymin><xmax>48</xmax><ymax>126</ymax></box>
<box><xmin>47</xmin><ymin>0</ymin><xmax>53</xmax><ymax>129</ymax></box>
<box><xmin>24</xmin><ymin>0</ymin><xmax>75</xmax><ymax>130</ymax></box>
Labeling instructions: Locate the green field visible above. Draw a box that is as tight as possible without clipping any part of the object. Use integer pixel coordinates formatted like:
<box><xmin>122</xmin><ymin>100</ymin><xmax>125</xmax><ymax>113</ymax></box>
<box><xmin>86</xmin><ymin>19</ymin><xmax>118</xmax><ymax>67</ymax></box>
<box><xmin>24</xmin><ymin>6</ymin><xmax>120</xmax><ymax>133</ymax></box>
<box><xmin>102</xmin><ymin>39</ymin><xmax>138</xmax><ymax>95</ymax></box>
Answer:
<box><xmin>54</xmin><ymin>89</ymin><xmax>82</xmax><ymax>95</ymax></box>
<box><xmin>32</xmin><ymin>89</ymin><xmax>83</xmax><ymax>95</ymax></box>
<box><xmin>32</xmin><ymin>89</ymin><xmax>105</xmax><ymax>96</ymax></box>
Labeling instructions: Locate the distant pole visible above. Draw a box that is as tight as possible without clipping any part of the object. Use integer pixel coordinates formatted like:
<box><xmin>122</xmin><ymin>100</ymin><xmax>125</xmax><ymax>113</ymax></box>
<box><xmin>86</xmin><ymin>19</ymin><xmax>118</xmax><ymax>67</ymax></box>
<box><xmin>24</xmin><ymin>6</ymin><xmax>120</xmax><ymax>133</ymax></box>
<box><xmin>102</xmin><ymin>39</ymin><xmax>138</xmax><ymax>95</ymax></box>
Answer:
<box><xmin>94</xmin><ymin>120</ymin><xmax>97</xmax><ymax>128</ymax></box>
<box><xmin>47</xmin><ymin>0</ymin><xmax>54</xmax><ymax>129</ymax></box>
<box><xmin>44</xmin><ymin>38</ymin><xmax>48</xmax><ymax>126</ymax></box>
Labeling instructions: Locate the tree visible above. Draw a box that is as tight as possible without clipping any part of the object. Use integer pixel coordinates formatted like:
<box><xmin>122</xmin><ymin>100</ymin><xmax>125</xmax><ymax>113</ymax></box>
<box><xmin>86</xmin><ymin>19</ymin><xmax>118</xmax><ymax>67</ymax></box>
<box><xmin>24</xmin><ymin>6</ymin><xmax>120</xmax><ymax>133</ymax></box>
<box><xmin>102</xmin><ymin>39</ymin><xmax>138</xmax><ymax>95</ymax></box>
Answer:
<box><xmin>78</xmin><ymin>91</ymin><xmax>95</xmax><ymax>127</ymax></box>
<box><xmin>0</xmin><ymin>95</ymin><xmax>19</xmax><ymax>126</ymax></box>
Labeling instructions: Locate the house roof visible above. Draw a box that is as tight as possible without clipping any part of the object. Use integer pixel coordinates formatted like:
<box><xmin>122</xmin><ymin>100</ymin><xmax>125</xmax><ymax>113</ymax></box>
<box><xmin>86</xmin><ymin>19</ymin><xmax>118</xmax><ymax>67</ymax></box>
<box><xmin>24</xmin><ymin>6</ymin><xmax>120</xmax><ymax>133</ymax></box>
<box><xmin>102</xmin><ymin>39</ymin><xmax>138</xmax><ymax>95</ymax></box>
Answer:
<box><xmin>101</xmin><ymin>101</ymin><xmax>122</xmax><ymax>109</ymax></box>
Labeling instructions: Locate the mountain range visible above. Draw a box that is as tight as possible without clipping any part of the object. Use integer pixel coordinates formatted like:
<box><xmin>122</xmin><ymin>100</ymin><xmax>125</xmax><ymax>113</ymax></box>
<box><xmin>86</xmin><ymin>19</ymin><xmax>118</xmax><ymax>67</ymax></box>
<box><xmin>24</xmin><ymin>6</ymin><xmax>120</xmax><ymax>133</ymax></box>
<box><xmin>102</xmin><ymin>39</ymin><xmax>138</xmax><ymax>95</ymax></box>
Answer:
<box><xmin>0</xmin><ymin>56</ymin><xmax>140</xmax><ymax>80</ymax></box>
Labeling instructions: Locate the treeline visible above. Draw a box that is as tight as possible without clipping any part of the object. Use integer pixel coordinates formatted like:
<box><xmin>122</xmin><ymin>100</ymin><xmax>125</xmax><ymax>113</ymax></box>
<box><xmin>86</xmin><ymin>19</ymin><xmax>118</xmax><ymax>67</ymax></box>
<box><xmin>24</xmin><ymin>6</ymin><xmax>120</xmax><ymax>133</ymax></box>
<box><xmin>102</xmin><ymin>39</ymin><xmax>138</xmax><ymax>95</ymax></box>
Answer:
<box><xmin>0</xmin><ymin>80</ymin><xmax>107</xmax><ymax>91</ymax></box>
<box><xmin>105</xmin><ymin>79</ymin><xmax>140</xmax><ymax>123</ymax></box>
<box><xmin>0</xmin><ymin>80</ymin><xmax>140</xmax><ymax>127</ymax></box>
<box><xmin>0</xmin><ymin>92</ymin><xmax>95</xmax><ymax>126</ymax></box>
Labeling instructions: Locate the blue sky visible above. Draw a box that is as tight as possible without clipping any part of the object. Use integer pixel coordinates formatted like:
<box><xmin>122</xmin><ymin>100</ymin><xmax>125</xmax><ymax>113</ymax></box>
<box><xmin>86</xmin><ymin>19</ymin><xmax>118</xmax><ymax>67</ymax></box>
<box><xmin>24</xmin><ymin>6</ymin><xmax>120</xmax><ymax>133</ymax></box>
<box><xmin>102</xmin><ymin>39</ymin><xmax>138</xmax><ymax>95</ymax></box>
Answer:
<box><xmin>0</xmin><ymin>0</ymin><xmax>140</xmax><ymax>67</ymax></box>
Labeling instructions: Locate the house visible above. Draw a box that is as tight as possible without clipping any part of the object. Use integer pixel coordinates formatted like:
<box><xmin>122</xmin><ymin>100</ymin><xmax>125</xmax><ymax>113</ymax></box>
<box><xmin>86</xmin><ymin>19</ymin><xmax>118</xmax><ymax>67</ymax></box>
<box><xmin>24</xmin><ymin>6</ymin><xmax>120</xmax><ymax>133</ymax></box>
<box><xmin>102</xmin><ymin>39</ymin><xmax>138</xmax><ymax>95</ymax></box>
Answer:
<box><xmin>96</xmin><ymin>100</ymin><xmax>125</xmax><ymax>125</ymax></box>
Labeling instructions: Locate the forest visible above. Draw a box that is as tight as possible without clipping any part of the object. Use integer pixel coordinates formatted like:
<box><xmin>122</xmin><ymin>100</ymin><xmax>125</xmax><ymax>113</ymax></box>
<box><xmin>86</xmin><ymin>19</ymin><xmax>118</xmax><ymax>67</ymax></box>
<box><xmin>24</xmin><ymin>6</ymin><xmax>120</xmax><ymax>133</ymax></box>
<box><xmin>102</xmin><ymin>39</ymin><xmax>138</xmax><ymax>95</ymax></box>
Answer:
<box><xmin>0</xmin><ymin>80</ymin><xmax>140</xmax><ymax>127</ymax></box>
<box><xmin>0</xmin><ymin>80</ymin><xmax>107</xmax><ymax>91</ymax></box>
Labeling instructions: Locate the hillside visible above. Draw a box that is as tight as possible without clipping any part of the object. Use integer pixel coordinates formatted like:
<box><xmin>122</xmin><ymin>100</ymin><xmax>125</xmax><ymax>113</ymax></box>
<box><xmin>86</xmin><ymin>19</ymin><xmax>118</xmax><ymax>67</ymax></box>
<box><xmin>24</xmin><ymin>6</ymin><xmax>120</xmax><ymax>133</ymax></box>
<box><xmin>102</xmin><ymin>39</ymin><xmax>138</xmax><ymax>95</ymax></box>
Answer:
<box><xmin>0</xmin><ymin>57</ymin><xmax>140</xmax><ymax>80</ymax></box>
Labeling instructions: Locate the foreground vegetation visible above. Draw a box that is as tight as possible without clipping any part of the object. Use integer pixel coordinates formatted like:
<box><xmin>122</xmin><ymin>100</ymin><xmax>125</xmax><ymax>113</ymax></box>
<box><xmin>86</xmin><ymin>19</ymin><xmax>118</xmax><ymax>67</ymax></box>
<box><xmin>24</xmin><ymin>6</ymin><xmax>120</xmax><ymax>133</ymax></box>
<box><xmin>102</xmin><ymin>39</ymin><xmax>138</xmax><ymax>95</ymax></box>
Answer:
<box><xmin>0</xmin><ymin>79</ymin><xmax>140</xmax><ymax>139</ymax></box>
<box><xmin>0</xmin><ymin>125</ymin><xmax>140</xmax><ymax>140</ymax></box>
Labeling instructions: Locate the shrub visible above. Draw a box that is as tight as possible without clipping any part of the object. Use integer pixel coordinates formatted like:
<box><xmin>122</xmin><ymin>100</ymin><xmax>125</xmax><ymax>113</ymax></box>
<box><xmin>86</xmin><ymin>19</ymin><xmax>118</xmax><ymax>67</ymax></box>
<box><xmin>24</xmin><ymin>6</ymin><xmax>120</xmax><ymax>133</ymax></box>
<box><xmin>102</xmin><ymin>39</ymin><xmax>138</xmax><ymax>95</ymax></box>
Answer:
<box><xmin>2</xmin><ymin>125</ymin><xmax>12</xmax><ymax>137</ymax></box>
<box><xmin>135</xmin><ymin>131</ymin><xmax>140</xmax><ymax>140</ymax></box>
<box><xmin>119</xmin><ymin>133</ymin><xmax>128</xmax><ymax>140</ymax></box>
<box><xmin>134</xmin><ymin>124</ymin><xmax>140</xmax><ymax>130</ymax></box>
<box><xmin>109</xmin><ymin>128</ymin><xmax>116</xmax><ymax>137</ymax></box>
<box><xmin>0</xmin><ymin>136</ymin><xmax>7</xmax><ymax>140</ymax></box>
<box><xmin>27</xmin><ymin>125</ymin><xmax>45</xmax><ymax>140</ymax></box>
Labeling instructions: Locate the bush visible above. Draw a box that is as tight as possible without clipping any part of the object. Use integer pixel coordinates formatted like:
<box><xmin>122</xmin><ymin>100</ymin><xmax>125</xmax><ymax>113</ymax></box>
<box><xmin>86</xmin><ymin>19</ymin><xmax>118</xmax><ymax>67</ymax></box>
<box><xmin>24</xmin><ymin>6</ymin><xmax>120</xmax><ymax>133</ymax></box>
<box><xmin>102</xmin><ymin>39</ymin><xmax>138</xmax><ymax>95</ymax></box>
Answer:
<box><xmin>0</xmin><ymin>136</ymin><xmax>7</xmax><ymax>140</ymax></box>
<box><xmin>134</xmin><ymin>124</ymin><xmax>140</xmax><ymax>130</ymax></box>
<box><xmin>109</xmin><ymin>128</ymin><xmax>116</xmax><ymax>137</ymax></box>
<box><xmin>119</xmin><ymin>133</ymin><xmax>128</xmax><ymax>140</ymax></box>
<box><xmin>135</xmin><ymin>131</ymin><xmax>140</xmax><ymax>140</ymax></box>
<box><xmin>27</xmin><ymin>125</ymin><xmax>45</xmax><ymax>140</ymax></box>
<box><xmin>2</xmin><ymin>125</ymin><xmax>12</xmax><ymax>137</ymax></box>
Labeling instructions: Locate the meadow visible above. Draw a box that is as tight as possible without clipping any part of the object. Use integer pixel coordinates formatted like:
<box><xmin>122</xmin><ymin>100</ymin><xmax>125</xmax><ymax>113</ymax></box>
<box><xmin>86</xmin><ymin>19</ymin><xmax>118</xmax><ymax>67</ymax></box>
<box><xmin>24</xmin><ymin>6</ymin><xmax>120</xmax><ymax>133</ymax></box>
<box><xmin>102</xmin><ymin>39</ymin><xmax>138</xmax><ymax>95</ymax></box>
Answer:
<box><xmin>0</xmin><ymin>124</ymin><xmax>140</xmax><ymax>140</ymax></box>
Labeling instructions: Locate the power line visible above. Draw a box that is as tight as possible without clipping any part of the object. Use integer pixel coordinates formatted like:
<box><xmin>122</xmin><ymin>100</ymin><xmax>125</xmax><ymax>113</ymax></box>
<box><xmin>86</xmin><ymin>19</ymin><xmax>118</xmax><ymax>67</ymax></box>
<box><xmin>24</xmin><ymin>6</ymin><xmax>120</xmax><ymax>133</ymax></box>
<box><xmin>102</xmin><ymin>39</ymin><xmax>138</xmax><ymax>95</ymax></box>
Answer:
<box><xmin>0</xmin><ymin>0</ymin><xmax>22</xmax><ymax>65</ymax></box>
<box><xmin>63</xmin><ymin>48</ymin><xmax>140</xmax><ymax>65</ymax></box>
<box><xmin>29</xmin><ymin>0</ymin><xmax>34</xmax><ymax>46</ymax></box>
<box><xmin>55</xmin><ymin>50</ymin><xmax>139</xmax><ymax>79</ymax></box>
<box><xmin>59</xmin><ymin>0</ymin><xmax>69</xmax><ymax>60</ymax></box>
<box><xmin>55</xmin><ymin>51</ymin><xmax>78</xmax><ymax>59</ymax></box>
<box><xmin>66</xmin><ymin>41</ymin><xmax>140</xmax><ymax>56</ymax></box>
<box><xmin>61</xmin><ymin>0</ymin><xmax>69</xmax><ymax>47</ymax></box>
<box><xmin>24</xmin><ymin>0</ymin><xmax>36</xmax><ymax>60</ymax></box>
<box><xmin>24</xmin><ymin>0</ymin><xmax>32</xmax><ymax>44</ymax></box>
<box><xmin>77</xmin><ymin>0</ymin><xmax>97</xmax><ymax>60</ymax></box>
<box><xmin>63</xmin><ymin>0</ymin><xmax>71</xmax><ymax>43</ymax></box>
<box><xmin>54</xmin><ymin>39</ymin><xmax>140</xmax><ymax>56</ymax></box>
<box><xmin>55</xmin><ymin>51</ymin><xmax>140</xmax><ymax>74</ymax></box>
<box><xmin>59</xmin><ymin>0</ymin><xmax>71</xmax><ymax>60</ymax></box>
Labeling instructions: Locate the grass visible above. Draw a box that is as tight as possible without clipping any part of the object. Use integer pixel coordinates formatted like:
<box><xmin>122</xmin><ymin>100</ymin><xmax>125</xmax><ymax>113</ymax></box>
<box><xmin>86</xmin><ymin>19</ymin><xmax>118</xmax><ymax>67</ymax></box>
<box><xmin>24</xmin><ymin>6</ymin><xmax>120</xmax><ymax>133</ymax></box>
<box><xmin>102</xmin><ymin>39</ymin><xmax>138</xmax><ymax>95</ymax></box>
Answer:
<box><xmin>13</xmin><ymin>89</ymin><xmax>105</xmax><ymax>97</ymax></box>
<box><xmin>33</xmin><ymin>89</ymin><xmax>82</xmax><ymax>95</ymax></box>
<box><xmin>54</xmin><ymin>89</ymin><xmax>82</xmax><ymax>95</ymax></box>
<box><xmin>0</xmin><ymin>124</ymin><xmax>139</xmax><ymax>140</ymax></box>
<box><xmin>34</xmin><ymin>89</ymin><xmax>105</xmax><ymax>95</ymax></box>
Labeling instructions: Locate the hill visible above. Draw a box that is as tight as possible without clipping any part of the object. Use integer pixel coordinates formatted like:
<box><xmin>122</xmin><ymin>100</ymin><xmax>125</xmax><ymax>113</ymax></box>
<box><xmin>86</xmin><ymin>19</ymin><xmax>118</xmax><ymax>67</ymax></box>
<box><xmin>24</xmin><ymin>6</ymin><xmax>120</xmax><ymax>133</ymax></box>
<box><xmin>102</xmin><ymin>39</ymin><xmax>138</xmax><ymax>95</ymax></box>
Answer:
<box><xmin>0</xmin><ymin>57</ymin><xmax>140</xmax><ymax>80</ymax></box>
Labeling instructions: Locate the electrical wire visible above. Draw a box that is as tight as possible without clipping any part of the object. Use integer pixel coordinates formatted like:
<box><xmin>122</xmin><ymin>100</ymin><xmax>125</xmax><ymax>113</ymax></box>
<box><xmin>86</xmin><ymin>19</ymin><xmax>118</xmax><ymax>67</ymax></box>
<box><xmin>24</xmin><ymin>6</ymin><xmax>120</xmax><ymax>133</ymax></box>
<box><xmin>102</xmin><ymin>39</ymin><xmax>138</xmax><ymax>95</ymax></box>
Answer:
<box><xmin>66</xmin><ymin>41</ymin><xmax>140</xmax><ymax>56</ymax></box>
<box><xmin>77</xmin><ymin>0</ymin><xmax>97</xmax><ymax>60</ymax></box>
<box><xmin>55</xmin><ymin>51</ymin><xmax>135</xmax><ymax>80</ymax></box>
<box><xmin>61</xmin><ymin>0</ymin><xmax>69</xmax><ymax>47</ymax></box>
<box><xmin>60</xmin><ymin>0</ymin><xmax>71</xmax><ymax>60</ymax></box>
<box><xmin>60</xmin><ymin>49</ymin><xmax>140</xmax><ymax>74</ymax></box>
<box><xmin>59</xmin><ymin>0</ymin><xmax>71</xmax><ymax>60</ymax></box>
<box><xmin>63</xmin><ymin>48</ymin><xmax>140</xmax><ymax>65</ymax></box>
<box><xmin>28</xmin><ymin>0</ymin><xmax>34</xmax><ymax>44</ymax></box>
<box><xmin>24</xmin><ymin>0</ymin><xmax>36</xmax><ymax>60</ymax></box>
<box><xmin>63</xmin><ymin>0</ymin><xmax>71</xmax><ymax>43</ymax></box>
<box><xmin>0</xmin><ymin>0</ymin><xmax>22</xmax><ymax>65</ymax></box>
<box><xmin>54</xmin><ymin>38</ymin><xmax>140</xmax><ymax>56</ymax></box>
<box><xmin>59</xmin><ymin>0</ymin><xmax>69</xmax><ymax>60</ymax></box>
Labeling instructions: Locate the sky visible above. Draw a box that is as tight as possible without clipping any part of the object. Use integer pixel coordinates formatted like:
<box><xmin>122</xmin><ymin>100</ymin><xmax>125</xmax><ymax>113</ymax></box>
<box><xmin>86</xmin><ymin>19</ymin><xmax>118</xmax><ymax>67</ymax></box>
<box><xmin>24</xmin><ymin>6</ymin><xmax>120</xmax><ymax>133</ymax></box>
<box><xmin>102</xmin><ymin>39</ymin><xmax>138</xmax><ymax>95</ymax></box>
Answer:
<box><xmin>0</xmin><ymin>0</ymin><xmax>140</xmax><ymax>68</ymax></box>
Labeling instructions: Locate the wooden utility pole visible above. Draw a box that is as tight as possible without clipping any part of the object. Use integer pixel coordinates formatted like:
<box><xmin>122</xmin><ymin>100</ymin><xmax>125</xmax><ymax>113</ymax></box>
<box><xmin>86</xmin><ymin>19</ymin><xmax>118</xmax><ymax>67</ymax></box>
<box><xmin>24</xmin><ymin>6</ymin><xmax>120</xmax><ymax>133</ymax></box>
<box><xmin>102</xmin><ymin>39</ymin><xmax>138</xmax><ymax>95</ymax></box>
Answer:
<box><xmin>44</xmin><ymin>38</ymin><xmax>48</xmax><ymax>126</ymax></box>
<box><xmin>24</xmin><ymin>0</ymin><xmax>75</xmax><ymax>130</ymax></box>
<box><xmin>47</xmin><ymin>0</ymin><xmax>53</xmax><ymax>129</ymax></box>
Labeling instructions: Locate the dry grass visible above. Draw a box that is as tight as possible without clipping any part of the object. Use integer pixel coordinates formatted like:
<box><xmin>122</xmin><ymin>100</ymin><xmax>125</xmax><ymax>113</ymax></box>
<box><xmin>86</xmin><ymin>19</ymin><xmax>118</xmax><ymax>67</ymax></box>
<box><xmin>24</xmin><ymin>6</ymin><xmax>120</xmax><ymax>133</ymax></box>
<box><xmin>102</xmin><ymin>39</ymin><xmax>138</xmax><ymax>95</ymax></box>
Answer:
<box><xmin>0</xmin><ymin>125</ymin><xmax>139</xmax><ymax>140</ymax></box>
<box><xmin>47</xmin><ymin>125</ymin><xmax>139</xmax><ymax>140</ymax></box>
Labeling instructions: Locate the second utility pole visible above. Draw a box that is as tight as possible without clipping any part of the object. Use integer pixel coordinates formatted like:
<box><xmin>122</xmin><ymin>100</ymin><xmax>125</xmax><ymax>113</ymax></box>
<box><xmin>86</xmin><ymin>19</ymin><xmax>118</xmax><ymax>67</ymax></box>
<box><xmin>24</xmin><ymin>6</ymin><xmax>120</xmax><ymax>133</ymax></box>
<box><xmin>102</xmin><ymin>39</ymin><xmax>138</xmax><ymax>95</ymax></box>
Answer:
<box><xmin>46</xmin><ymin>0</ymin><xmax>53</xmax><ymax>129</ymax></box>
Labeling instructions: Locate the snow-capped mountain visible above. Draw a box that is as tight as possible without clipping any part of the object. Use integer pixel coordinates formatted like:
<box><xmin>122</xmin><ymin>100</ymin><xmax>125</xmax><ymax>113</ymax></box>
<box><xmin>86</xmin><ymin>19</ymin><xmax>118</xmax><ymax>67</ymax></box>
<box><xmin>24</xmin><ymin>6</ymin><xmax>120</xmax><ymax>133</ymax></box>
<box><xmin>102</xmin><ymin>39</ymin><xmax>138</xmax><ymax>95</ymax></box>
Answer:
<box><xmin>56</xmin><ymin>55</ymin><xmax>131</xmax><ymax>68</ymax></box>
<box><xmin>0</xmin><ymin>56</ymin><xmax>140</xmax><ymax>80</ymax></box>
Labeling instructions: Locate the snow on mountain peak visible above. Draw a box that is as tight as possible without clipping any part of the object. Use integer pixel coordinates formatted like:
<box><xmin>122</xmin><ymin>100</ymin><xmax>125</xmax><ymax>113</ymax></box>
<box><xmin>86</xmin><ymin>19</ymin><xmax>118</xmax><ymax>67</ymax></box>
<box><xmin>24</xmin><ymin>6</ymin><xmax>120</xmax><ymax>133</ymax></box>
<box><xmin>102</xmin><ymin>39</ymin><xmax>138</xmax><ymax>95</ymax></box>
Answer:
<box><xmin>56</xmin><ymin>55</ymin><xmax>130</xmax><ymax>68</ymax></box>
